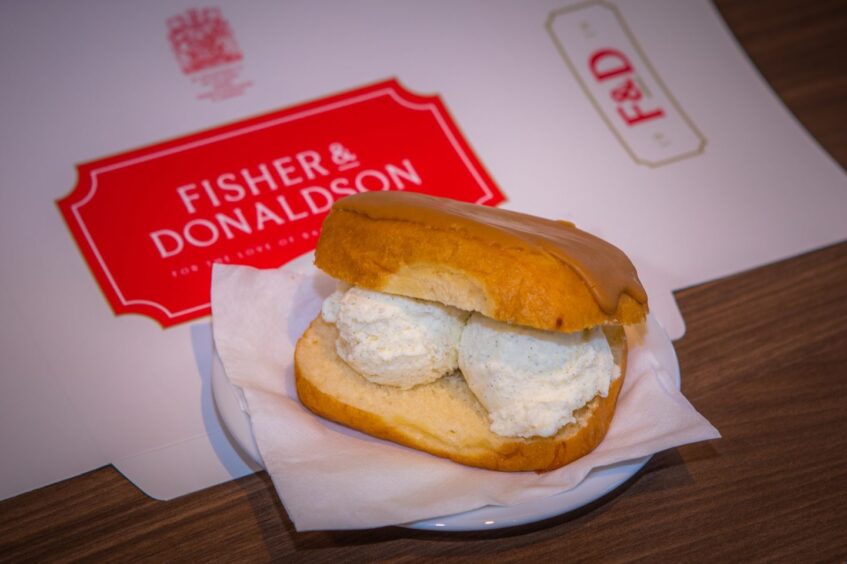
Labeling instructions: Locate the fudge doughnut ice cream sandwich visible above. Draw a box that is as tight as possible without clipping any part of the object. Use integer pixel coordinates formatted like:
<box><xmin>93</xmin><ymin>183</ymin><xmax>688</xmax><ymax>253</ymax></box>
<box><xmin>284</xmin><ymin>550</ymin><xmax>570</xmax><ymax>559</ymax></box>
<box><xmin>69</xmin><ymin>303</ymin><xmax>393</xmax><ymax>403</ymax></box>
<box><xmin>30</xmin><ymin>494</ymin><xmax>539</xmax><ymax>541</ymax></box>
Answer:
<box><xmin>294</xmin><ymin>191</ymin><xmax>648</xmax><ymax>472</ymax></box>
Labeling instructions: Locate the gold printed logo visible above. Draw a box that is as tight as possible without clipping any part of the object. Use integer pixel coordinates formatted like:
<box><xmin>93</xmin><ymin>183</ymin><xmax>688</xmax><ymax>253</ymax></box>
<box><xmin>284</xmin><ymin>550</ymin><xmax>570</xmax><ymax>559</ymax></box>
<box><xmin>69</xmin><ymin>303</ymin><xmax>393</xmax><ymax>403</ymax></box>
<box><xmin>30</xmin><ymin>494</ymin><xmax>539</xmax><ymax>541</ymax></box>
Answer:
<box><xmin>547</xmin><ymin>1</ymin><xmax>706</xmax><ymax>167</ymax></box>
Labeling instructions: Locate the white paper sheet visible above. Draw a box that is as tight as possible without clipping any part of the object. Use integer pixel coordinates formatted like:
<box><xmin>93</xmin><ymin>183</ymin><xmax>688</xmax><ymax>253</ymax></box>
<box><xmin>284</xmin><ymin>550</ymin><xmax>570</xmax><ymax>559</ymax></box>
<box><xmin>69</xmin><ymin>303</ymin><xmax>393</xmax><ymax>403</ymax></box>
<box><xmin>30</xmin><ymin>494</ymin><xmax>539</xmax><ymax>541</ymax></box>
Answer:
<box><xmin>211</xmin><ymin>263</ymin><xmax>719</xmax><ymax>530</ymax></box>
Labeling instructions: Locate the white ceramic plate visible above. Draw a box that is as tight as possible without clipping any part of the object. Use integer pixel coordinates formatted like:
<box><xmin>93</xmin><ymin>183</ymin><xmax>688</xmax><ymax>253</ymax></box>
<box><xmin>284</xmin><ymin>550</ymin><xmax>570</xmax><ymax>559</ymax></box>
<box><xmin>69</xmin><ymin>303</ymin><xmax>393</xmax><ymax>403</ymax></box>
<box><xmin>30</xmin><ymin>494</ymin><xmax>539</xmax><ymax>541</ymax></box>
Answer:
<box><xmin>210</xmin><ymin>257</ymin><xmax>680</xmax><ymax>531</ymax></box>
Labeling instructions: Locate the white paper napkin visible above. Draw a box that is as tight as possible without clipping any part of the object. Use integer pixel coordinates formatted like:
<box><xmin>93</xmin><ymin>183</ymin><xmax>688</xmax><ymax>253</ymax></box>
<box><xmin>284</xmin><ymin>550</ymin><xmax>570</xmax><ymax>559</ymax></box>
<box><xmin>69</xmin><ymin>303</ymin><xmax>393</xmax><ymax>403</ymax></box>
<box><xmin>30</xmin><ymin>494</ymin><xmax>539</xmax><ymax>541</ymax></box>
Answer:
<box><xmin>211</xmin><ymin>263</ymin><xmax>719</xmax><ymax>531</ymax></box>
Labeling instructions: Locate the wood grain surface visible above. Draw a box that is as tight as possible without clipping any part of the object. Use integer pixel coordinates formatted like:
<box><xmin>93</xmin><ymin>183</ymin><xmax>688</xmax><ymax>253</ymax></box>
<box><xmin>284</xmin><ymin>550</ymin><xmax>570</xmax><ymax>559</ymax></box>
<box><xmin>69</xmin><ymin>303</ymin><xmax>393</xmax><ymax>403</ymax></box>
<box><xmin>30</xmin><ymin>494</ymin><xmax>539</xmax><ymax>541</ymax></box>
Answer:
<box><xmin>2</xmin><ymin>1</ymin><xmax>846</xmax><ymax>562</ymax></box>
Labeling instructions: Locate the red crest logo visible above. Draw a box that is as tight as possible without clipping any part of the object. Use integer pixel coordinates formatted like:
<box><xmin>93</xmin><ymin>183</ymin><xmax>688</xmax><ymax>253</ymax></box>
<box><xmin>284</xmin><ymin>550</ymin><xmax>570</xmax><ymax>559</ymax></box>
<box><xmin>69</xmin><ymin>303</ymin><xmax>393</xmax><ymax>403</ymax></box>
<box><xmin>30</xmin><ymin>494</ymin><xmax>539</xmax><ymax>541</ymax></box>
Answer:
<box><xmin>168</xmin><ymin>7</ymin><xmax>243</xmax><ymax>75</ymax></box>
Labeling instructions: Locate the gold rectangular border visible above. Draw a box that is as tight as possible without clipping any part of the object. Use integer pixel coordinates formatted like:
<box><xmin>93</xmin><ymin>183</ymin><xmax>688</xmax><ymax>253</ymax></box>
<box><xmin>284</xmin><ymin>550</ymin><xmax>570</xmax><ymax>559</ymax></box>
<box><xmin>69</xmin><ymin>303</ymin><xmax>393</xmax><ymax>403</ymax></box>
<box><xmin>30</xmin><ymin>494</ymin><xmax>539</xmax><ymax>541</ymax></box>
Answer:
<box><xmin>546</xmin><ymin>1</ymin><xmax>707</xmax><ymax>168</ymax></box>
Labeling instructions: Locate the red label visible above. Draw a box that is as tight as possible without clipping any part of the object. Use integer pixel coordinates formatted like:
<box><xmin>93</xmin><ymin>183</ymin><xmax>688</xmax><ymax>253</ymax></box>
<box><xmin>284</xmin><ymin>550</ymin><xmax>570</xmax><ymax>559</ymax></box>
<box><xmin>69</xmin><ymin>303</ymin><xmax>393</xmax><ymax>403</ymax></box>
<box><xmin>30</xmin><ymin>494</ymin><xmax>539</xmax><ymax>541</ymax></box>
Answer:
<box><xmin>57</xmin><ymin>79</ymin><xmax>505</xmax><ymax>327</ymax></box>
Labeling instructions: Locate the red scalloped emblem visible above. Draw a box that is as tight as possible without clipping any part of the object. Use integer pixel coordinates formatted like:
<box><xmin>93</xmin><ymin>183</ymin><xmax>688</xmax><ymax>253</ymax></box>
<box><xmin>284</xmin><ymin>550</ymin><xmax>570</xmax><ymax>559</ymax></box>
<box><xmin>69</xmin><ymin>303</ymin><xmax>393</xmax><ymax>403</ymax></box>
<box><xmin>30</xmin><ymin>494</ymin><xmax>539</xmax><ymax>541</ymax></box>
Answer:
<box><xmin>57</xmin><ymin>80</ymin><xmax>504</xmax><ymax>327</ymax></box>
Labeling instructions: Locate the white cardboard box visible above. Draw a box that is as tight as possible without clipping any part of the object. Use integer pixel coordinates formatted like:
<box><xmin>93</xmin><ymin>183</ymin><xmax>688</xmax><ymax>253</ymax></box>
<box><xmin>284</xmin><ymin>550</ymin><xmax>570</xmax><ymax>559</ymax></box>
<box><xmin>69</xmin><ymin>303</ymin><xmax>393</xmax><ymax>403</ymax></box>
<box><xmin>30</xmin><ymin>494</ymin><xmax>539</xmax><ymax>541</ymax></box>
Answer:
<box><xmin>1</xmin><ymin>0</ymin><xmax>845</xmax><ymax>500</ymax></box>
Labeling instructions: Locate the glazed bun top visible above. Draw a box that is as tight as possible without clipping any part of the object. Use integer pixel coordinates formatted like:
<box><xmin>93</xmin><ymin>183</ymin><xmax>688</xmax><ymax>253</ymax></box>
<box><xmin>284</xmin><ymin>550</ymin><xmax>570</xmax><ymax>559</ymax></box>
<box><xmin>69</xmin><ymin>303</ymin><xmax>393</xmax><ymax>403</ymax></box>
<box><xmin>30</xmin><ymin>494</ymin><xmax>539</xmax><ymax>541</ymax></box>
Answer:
<box><xmin>314</xmin><ymin>191</ymin><xmax>648</xmax><ymax>333</ymax></box>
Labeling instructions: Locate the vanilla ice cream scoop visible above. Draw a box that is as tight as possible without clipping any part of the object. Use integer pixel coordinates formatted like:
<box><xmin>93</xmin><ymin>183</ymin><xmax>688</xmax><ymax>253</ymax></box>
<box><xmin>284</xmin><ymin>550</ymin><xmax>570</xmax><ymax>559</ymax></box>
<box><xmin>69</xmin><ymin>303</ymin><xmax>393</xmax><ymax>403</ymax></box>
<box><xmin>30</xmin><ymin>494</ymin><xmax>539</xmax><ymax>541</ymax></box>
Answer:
<box><xmin>321</xmin><ymin>286</ymin><xmax>469</xmax><ymax>389</ymax></box>
<box><xmin>458</xmin><ymin>313</ymin><xmax>619</xmax><ymax>438</ymax></box>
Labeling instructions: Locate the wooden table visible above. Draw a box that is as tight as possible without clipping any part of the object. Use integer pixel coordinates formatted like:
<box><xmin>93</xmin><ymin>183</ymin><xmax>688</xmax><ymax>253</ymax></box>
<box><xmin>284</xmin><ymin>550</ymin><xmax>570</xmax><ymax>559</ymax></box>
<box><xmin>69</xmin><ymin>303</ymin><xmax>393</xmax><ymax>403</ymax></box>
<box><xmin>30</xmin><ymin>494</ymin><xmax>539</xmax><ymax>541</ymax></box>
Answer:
<box><xmin>2</xmin><ymin>1</ymin><xmax>845</xmax><ymax>561</ymax></box>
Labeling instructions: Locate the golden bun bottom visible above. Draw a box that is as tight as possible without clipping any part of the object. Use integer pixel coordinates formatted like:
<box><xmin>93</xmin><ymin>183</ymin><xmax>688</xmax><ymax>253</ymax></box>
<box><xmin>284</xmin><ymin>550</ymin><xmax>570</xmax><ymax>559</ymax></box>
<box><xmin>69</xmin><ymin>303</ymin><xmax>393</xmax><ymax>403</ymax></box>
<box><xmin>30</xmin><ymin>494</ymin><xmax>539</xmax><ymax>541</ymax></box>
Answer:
<box><xmin>294</xmin><ymin>317</ymin><xmax>627</xmax><ymax>472</ymax></box>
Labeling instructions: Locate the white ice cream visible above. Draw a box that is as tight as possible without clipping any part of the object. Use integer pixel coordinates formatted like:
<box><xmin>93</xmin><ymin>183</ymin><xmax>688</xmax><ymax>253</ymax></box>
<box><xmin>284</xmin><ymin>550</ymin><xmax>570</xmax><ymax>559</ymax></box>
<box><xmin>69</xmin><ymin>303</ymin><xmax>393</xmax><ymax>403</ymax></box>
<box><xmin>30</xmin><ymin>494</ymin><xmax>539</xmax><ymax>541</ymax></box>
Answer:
<box><xmin>321</xmin><ymin>286</ymin><xmax>469</xmax><ymax>389</ymax></box>
<box><xmin>458</xmin><ymin>313</ymin><xmax>619</xmax><ymax>438</ymax></box>
<box><xmin>321</xmin><ymin>285</ymin><xmax>619</xmax><ymax>437</ymax></box>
